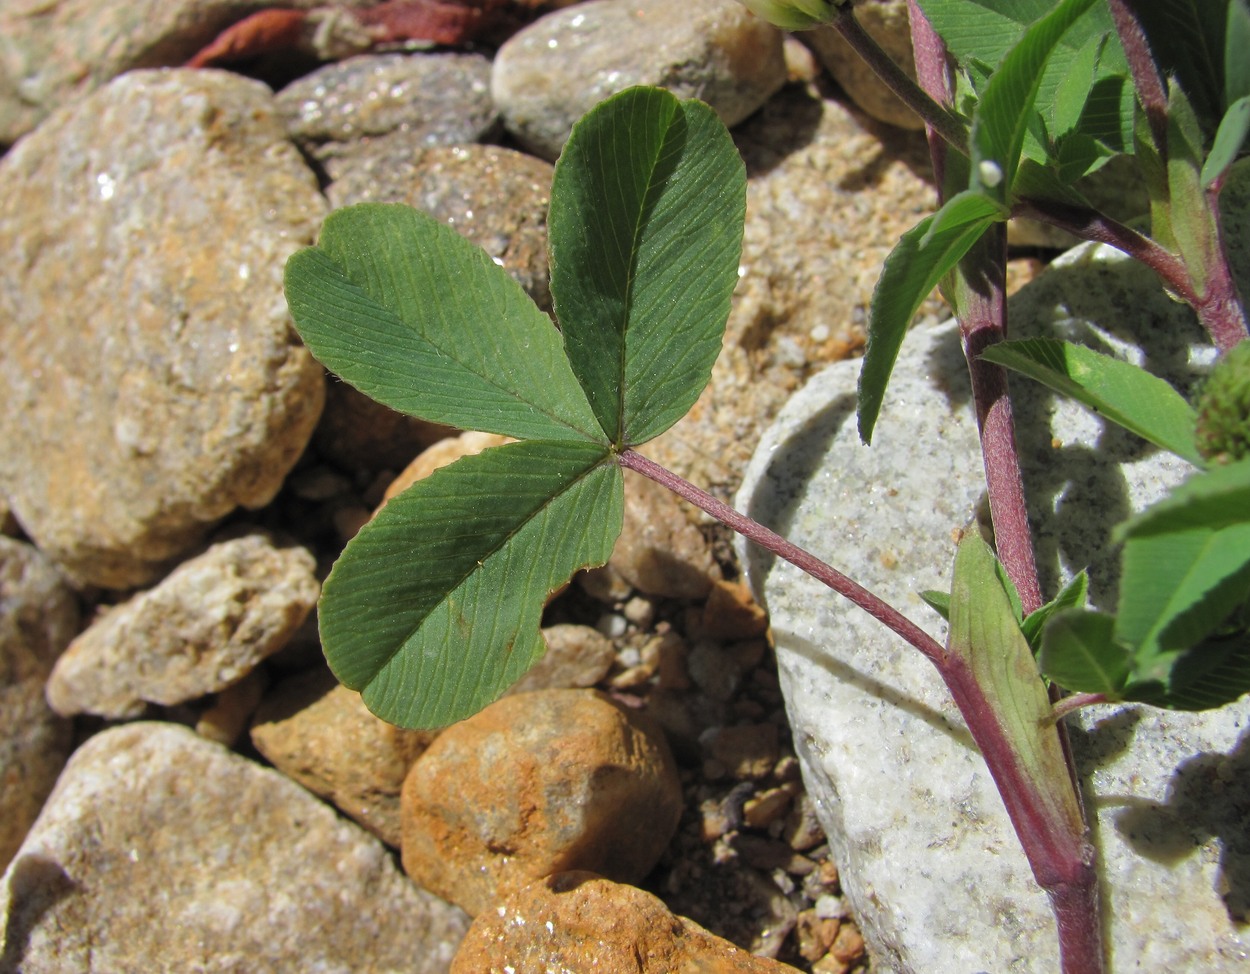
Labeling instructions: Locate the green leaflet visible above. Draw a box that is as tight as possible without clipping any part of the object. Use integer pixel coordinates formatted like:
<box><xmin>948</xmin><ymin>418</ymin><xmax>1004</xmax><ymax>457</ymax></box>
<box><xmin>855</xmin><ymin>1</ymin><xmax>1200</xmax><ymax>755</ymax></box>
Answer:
<box><xmin>319</xmin><ymin>439</ymin><xmax>622</xmax><ymax>729</ymax></box>
<box><xmin>549</xmin><ymin>87</ymin><xmax>746</xmax><ymax>447</ymax></box>
<box><xmin>285</xmin><ymin>204</ymin><xmax>604</xmax><ymax>443</ymax></box>
<box><xmin>948</xmin><ymin>532</ymin><xmax>1086</xmax><ymax>841</ymax></box>
<box><xmin>979</xmin><ymin>337</ymin><xmax>1204</xmax><ymax>466</ymax></box>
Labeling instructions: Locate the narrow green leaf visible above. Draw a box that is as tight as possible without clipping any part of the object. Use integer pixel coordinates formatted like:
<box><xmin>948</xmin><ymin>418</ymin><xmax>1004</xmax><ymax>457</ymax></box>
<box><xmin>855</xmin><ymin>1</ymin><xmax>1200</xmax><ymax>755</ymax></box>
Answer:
<box><xmin>920</xmin><ymin>589</ymin><xmax>951</xmax><ymax>621</ymax></box>
<box><xmin>285</xmin><ymin>204</ymin><xmax>603</xmax><ymax>443</ymax></box>
<box><xmin>1021</xmin><ymin>570</ymin><xmax>1089</xmax><ymax>650</ymax></box>
<box><xmin>1227</xmin><ymin>0</ymin><xmax>1250</xmax><ymax>106</ymax></box>
<box><xmin>1201</xmin><ymin>95</ymin><xmax>1250</xmax><ymax>190</ymax></box>
<box><xmin>921</xmin><ymin>188</ymin><xmax>1008</xmax><ymax>245</ymax></box>
<box><xmin>948</xmin><ymin>532</ymin><xmax>1086</xmax><ymax>840</ymax></box>
<box><xmin>1165</xmin><ymin>81</ymin><xmax>1221</xmax><ymax>294</ymax></box>
<box><xmin>979</xmin><ymin>338</ymin><xmax>1204</xmax><ymax>466</ymax></box>
<box><xmin>1038</xmin><ymin>608</ymin><xmax>1130</xmax><ymax>695</ymax></box>
<box><xmin>859</xmin><ymin>211</ymin><xmax>996</xmax><ymax>443</ymax></box>
<box><xmin>970</xmin><ymin>0</ymin><xmax>1099</xmax><ymax>200</ymax></box>
<box><xmin>549</xmin><ymin>87</ymin><xmax>747</xmax><ymax>447</ymax></box>
<box><xmin>319</xmin><ymin>439</ymin><xmax>622</xmax><ymax>728</ymax></box>
<box><xmin>1114</xmin><ymin>520</ymin><xmax>1250</xmax><ymax>664</ymax></box>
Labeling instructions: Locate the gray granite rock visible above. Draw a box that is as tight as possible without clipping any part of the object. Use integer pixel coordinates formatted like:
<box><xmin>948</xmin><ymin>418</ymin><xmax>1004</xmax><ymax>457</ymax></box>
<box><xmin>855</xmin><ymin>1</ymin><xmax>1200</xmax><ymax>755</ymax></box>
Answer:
<box><xmin>0</xmin><ymin>539</ymin><xmax>79</xmax><ymax>870</ymax></box>
<box><xmin>47</xmin><ymin>533</ymin><xmax>318</xmax><ymax>719</ymax></box>
<box><xmin>0</xmin><ymin>69</ymin><xmax>326</xmax><ymax>588</ymax></box>
<box><xmin>0</xmin><ymin>721</ymin><xmax>470</xmax><ymax>973</ymax></box>
<box><xmin>277</xmin><ymin>52</ymin><xmax>498</xmax><ymax>177</ymax></box>
<box><xmin>491</xmin><ymin>0</ymin><xmax>787</xmax><ymax>160</ymax></box>
<box><xmin>738</xmin><ymin>242</ymin><xmax>1249</xmax><ymax>970</ymax></box>
<box><xmin>0</xmin><ymin>0</ymin><xmax>334</xmax><ymax>146</ymax></box>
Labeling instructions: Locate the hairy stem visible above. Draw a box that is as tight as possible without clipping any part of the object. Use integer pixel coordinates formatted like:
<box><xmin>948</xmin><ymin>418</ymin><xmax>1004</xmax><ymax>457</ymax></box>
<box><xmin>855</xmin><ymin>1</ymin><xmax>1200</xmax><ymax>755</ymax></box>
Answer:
<box><xmin>1106</xmin><ymin>0</ymin><xmax>1168</xmax><ymax>155</ymax></box>
<box><xmin>615</xmin><ymin>449</ymin><xmax>947</xmax><ymax>664</ymax></box>
<box><xmin>832</xmin><ymin>2</ymin><xmax>968</xmax><ymax>156</ymax></box>
<box><xmin>906</xmin><ymin>0</ymin><xmax>955</xmax><ymax>186</ymax></box>
<box><xmin>955</xmin><ymin>226</ymin><xmax>1044</xmax><ymax>615</ymax></box>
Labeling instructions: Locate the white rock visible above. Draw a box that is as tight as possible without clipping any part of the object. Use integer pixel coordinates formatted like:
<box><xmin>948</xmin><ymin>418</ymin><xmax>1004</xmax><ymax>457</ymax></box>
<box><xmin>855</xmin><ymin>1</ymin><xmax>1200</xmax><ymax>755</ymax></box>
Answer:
<box><xmin>738</xmin><ymin>240</ymin><xmax>1250</xmax><ymax>970</ymax></box>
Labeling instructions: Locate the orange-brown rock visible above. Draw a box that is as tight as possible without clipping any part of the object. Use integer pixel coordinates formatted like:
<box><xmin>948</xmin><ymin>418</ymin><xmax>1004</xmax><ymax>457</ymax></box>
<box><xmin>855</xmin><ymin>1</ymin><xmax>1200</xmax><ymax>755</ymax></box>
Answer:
<box><xmin>401</xmin><ymin>688</ymin><xmax>681</xmax><ymax>915</ymax></box>
<box><xmin>451</xmin><ymin>871</ymin><xmax>802</xmax><ymax>973</ymax></box>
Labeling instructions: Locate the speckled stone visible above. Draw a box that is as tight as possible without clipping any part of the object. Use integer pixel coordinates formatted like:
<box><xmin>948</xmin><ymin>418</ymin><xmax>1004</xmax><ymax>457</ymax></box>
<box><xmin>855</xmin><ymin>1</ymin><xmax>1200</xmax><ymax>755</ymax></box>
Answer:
<box><xmin>451</xmin><ymin>872</ymin><xmax>800</xmax><ymax>974</ymax></box>
<box><xmin>401</xmin><ymin>689</ymin><xmax>683</xmax><ymax>916</ymax></box>
<box><xmin>47</xmin><ymin>534</ymin><xmax>319</xmax><ymax>719</ymax></box>
<box><xmin>329</xmin><ymin>143</ymin><xmax>555</xmax><ymax>308</ymax></box>
<box><xmin>0</xmin><ymin>722</ymin><xmax>470</xmax><ymax>973</ymax></box>
<box><xmin>0</xmin><ymin>538</ymin><xmax>79</xmax><ymax>870</ymax></box>
<box><xmin>0</xmin><ymin>0</ymin><xmax>344</xmax><ymax>145</ymax></box>
<box><xmin>492</xmin><ymin>0</ymin><xmax>787</xmax><ymax>160</ymax></box>
<box><xmin>738</xmin><ymin>236</ymin><xmax>1249</xmax><ymax>970</ymax></box>
<box><xmin>250</xmin><ymin>669</ymin><xmax>434</xmax><ymax>847</ymax></box>
<box><xmin>278</xmin><ymin>52</ymin><xmax>498</xmax><ymax>173</ymax></box>
<box><xmin>643</xmin><ymin>81</ymin><xmax>937</xmax><ymax>499</ymax></box>
<box><xmin>0</xmin><ymin>69</ymin><xmax>326</xmax><ymax>588</ymax></box>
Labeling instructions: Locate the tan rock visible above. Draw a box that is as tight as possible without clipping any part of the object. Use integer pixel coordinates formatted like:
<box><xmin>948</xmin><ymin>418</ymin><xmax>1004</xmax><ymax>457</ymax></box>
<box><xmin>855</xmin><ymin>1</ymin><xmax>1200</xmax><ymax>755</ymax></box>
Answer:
<box><xmin>507</xmin><ymin>623</ymin><xmax>616</xmax><ymax>695</ymax></box>
<box><xmin>611</xmin><ymin>472</ymin><xmax>720</xmax><ymax>599</ymax></box>
<box><xmin>0</xmin><ymin>722</ymin><xmax>470</xmax><ymax>973</ymax></box>
<box><xmin>401</xmin><ymin>688</ymin><xmax>682</xmax><ymax>915</ymax></box>
<box><xmin>451</xmin><ymin>871</ymin><xmax>801</xmax><ymax>973</ymax></box>
<box><xmin>251</xmin><ymin>668</ymin><xmax>434</xmax><ymax>847</ymax></box>
<box><xmin>702</xmin><ymin>578</ymin><xmax>770</xmax><ymax>641</ymax></box>
<box><xmin>0</xmin><ymin>69</ymin><xmax>325</xmax><ymax>587</ymax></box>
<box><xmin>47</xmin><ymin>534</ymin><xmax>319</xmax><ymax>718</ymax></box>
<box><xmin>805</xmin><ymin>0</ymin><xmax>923</xmax><ymax>130</ymax></box>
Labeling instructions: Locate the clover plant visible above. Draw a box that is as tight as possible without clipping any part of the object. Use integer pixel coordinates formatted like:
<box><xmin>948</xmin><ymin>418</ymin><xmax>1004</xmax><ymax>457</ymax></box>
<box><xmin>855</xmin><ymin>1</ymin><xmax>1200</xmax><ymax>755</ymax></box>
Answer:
<box><xmin>285</xmin><ymin>3</ymin><xmax>1250</xmax><ymax>972</ymax></box>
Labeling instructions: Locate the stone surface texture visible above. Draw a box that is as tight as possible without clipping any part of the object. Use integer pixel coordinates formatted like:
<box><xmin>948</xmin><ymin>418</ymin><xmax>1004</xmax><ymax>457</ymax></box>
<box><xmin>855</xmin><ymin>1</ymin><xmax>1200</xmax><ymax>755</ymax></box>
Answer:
<box><xmin>250</xmin><ymin>668</ymin><xmax>434</xmax><ymax>848</ymax></box>
<box><xmin>611</xmin><ymin>472</ymin><xmax>721</xmax><ymax>600</ymax></box>
<box><xmin>0</xmin><ymin>721</ymin><xmax>469</xmax><ymax>973</ymax></box>
<box><xmin>738</xmin><ymin>240</ymin><xmax>1250</xmax><ymax>970</ymax></box>
<box><xmin>46</xmin><ymin>534</ymin><xmax>318</xmax><ymax>718</ymax></box>
<box><xmin>805</xmin><ymin>0</ymin><xmax>922</xmax><ymax>130</ymax></box>
<box><xmin>0</xmin><ymin>0</ymin><xmax>343</xmax><ymax>145</ymax></box>
<box><xmin>401</xmin><ymin>688</ymin><xmax>683</xmax><ymax>916</ymax></box>
<box><xmin>492</xmin><ymin>0</ymin><xmax>787</xmax><ymax>159</ymax></box>
<box><xmin>0</xmin><ymin>69</ymin><xmax>326</xmax><ymax>588</ymax></box>
<box><xmin>451</xmin><ymin>871</ymin><xmax>801</xmax><ymax>973</ymax></box>
<box><xmin>0</xmin><ymin>539</ymin><xmax>80</xmax><ymax>870</ymax></box>
<box><xmin>277</xmin><ymin>52</ymin><xmax>498</xmax><ymax>177</ymax></box>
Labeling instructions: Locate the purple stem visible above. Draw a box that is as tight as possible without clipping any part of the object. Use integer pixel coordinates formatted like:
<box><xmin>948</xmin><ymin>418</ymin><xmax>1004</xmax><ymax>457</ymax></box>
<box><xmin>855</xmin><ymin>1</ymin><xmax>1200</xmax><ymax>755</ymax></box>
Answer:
<box><xmin>1106</xmin><ymin>0</ymin><xmax>1169</xmax><ymax>155</ymax></box>
<box><xmin>956</xmin><ymin>225</ymin><xmax>1044</xmax><ymax>615</ymax></box>
<box><xmin>615</xmin><ymin>449</ymin><xmax>947</xmax><ymax>665</ymax></box>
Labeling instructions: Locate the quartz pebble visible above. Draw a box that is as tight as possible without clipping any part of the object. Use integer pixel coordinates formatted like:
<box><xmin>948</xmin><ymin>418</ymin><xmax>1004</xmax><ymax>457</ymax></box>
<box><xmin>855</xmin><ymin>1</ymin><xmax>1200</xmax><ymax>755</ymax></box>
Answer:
<box><xmin>0</xmin><ymin>722</ymin><xmax>470</xmax><ymax>973</ymax></box>
<box><xmin>0</xmin><ymin>69</ymin><xmax>325</xmax><ymax>587</ymax></box>
<box><xmin>492</xmin><ymin>0</ymin><xmax>787</xmax><ymax>159</ymax></box>
<box><xmin>450</xmin><ymin>871</ymin><xmax>801</xmax><ymax>973</ymax></box>
<box><xmin>401</xmin><ymin>689</ymin><xmax>682</xmax><ymax>916</ymax></box>
<box><xmin>47</xmin><ymin>534</ymin><xmax>318</xmax><ymax>718</ymax></box>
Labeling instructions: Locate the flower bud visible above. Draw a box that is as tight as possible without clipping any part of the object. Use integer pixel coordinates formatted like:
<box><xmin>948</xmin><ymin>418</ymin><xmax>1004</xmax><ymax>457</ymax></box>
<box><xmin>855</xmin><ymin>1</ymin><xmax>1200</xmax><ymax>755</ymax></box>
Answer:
<box><xmin>735</xmin><ymin>0</ymin><xmax>843</xmax><ymax>31</ymax></box>
<box><xmin>1195</xmin><ymin>340</ymin><xmax>1250</xmax><ymax>464</ymax></box>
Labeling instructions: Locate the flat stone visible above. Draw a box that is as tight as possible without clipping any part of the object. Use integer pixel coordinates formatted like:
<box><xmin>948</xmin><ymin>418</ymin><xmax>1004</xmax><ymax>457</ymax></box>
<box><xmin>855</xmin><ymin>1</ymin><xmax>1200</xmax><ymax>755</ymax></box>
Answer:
<box><xmin>0</xmin><ymin>0</ymin><xmax>332</xmax><ymax>145</ymax></box>
<box><xmin>0</xmin><ymin>721</ymin><xmax>470</xmax><ymax>973</ymax></box>
<box><xmin>451</xmin><ymin>871</ymin><xmax>800</xmax><ymax>973</ymax></box>
<box><xmin>47</xmin><ymin>534</ymin><xmax>318</xmax><ymax>719</ymax></box>
<box><xmin>401</xmin><ymin>688</ymin><xmax>682</xmax><ymax>916</ymax></box>
<box><xmin>277</xmin><ymin>52</ymin><xmax>498</xmax><ymax>173</ymax></box>
<box><xmin>250</xmin><ymin>668</ymin><xmax>434</xmax><ymax>848</ymax></box>
<box><xmin>0</xmin><ymin>538</ymin><xmax>78</xmax><ymax>869</ymax></box>
<box><xmin>0</xmin><ymin>69</ymin><xmax>325</xmax><ymax>588</ymax></box>
<box><xmin>738</xmin><ymin>241</ymin><xmax>1250</xmax><ymax>969</ymax></box>
<box><xmin>491</xmin><ymin>0</ymin><xmax>787</xmax><ymax>160</ymax></box>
